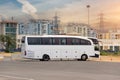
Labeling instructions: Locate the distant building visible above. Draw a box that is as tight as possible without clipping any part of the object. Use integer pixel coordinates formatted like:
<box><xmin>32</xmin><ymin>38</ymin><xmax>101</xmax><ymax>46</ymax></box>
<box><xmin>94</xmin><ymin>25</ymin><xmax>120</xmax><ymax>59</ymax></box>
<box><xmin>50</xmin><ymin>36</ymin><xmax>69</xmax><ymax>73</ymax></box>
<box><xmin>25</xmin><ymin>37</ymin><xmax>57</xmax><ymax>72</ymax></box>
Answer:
<box><xmin>98</xmin><ymin>29</ymin><xmax>120</xmax><ymax>52</ymax></box>
<box><xmin>53</xmin><ymin>13</ymin><xmax>60</xmax><ymax>35</ymax></box>
<box><xmin>18</xmin><ymin>19</ymin><xmax>54</xmax><ymax>35</ymax></box>
<box><xmin>61</xmin><ymin>23</ymin><xmax>97</xmax><ymax>37</ymax></box>
<box><xmin>17</xmin><ymin>19</ymin><xmax>58</xmax><ymax>49</ymax></box>
<box><xmin>0</xmin><ymin>20</ymin><xmax>18</xmax><ymax>50</ymax></box>
<box><xmin>0</xmin><ymin>20</ymin><xmax>17</xmax><ymax>35</ymax></box>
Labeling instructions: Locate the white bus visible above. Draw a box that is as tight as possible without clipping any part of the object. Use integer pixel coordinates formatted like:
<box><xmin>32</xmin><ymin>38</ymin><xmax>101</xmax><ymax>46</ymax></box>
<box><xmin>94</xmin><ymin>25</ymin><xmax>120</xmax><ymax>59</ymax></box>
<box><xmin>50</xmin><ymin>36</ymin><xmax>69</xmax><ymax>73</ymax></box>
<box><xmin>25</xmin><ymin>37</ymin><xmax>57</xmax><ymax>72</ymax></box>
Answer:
<box><xmin>88</xmin><ymin>37</ymin><xmax>100</xmax><ymax>58</ymax></box>
<box><xmin>21</xmin><ymin>35</ymin><xmax>100</xmax><ymax>61</ymax></box>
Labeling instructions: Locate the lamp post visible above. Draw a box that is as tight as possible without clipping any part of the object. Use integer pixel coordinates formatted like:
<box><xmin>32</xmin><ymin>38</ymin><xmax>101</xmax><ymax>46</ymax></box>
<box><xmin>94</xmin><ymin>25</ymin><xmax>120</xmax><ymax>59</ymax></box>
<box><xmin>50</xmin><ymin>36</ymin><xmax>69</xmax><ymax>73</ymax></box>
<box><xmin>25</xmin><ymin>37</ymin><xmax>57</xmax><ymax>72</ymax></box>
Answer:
<box><xmin>86</xmin><ymin>5</ymin><xmax>90</xmax><ymax>25</ymax></box>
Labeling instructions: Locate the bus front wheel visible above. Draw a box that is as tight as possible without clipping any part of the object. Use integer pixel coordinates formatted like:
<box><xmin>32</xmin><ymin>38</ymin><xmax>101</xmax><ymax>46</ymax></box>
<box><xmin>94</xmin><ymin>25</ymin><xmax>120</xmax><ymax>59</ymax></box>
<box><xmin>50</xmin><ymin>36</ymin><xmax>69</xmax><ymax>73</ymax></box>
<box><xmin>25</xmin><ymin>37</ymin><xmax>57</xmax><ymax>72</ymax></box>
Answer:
<box><xmin>81</xmin><ymin>54</ymin><xmax>88</xmax><ymax>61</ymax></box>
<box><xmin>42</xmin><ymin>54</ymin><xmax>50</xmax><ymax>61</ymax></box>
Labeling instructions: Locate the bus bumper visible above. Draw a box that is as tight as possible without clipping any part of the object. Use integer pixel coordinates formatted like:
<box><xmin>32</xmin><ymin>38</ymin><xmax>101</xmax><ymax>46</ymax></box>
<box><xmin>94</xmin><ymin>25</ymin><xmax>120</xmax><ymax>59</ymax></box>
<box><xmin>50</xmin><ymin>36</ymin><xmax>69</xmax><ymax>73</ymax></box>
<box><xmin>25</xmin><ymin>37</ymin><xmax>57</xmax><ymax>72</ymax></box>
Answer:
<box><xmin>90</xmin><ymin>54</ymin><xmax>100</xmax><ymax>58</ymax></box>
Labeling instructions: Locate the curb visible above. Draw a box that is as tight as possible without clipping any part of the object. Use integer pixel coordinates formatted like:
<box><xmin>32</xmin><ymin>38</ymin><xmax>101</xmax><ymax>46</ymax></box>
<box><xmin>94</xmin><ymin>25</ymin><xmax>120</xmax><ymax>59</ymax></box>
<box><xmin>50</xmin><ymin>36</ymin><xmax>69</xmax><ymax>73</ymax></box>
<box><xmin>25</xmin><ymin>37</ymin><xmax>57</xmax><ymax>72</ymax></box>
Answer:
<box><xmin>0</xmin><ymin>55</ymin><xmax>4</xmax><ymax>61</ymax></box>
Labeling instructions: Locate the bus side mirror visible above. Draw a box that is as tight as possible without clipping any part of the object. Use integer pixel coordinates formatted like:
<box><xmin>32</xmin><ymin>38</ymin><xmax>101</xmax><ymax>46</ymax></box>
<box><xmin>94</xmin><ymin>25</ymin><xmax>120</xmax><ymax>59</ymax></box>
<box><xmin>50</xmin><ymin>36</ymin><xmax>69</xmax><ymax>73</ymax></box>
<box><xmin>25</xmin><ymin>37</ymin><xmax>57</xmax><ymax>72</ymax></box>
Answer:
<box><xmin>21</xmin><ymin>40</ymin><xmax>25</xmax><ymax>43</ymax></box>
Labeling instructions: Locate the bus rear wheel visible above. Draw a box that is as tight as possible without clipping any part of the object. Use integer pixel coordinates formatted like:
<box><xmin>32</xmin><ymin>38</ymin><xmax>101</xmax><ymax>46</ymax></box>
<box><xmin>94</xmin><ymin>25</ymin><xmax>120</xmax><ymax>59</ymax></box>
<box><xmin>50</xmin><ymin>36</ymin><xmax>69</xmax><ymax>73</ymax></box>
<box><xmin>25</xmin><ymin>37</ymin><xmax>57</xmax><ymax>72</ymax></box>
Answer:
<box><xmin>42</xmin><ymin>54</ymin><xmax>50</xmax><ymax>61</ymax></box>
<box><xmin>81</xmin><ymin>54</ymin><xmax>88</xmax><ymax>61</ymax></box>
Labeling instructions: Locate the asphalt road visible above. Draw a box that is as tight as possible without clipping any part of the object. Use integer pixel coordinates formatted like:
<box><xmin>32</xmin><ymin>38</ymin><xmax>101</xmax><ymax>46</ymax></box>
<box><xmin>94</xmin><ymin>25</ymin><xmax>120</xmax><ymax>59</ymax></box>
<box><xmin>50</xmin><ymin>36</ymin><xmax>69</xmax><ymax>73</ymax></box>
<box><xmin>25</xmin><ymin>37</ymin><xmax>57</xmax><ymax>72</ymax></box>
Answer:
<box><xmin>0</xmin><ymin>60</ymin><xmax>120</xmax><ymax>80</ymax></box>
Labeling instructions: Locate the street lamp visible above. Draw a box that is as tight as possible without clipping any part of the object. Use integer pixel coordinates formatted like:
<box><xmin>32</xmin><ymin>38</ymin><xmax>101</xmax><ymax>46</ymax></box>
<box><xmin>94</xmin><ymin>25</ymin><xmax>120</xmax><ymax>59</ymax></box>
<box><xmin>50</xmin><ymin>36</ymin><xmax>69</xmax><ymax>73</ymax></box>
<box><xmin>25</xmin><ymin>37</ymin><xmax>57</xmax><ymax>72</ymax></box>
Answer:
<box><xmin>86</xmin><ymin>5</ymin><xmax>90</xmax><ymax>25</ymax></box>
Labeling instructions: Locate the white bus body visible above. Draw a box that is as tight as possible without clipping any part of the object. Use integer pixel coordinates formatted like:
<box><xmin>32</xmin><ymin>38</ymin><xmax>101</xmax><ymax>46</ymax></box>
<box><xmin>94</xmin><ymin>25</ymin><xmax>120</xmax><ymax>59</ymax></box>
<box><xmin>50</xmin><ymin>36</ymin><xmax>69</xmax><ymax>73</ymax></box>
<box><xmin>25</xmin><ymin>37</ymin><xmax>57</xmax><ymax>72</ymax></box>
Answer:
<box><xmin>21</xmin><ymin>35</ymin><xmax>99</xmax><ymax>61</ymax></box>
<box><xmin>88</xmin><ymin>37</ymin><xmax>100</xmax><ymax>58</ymax></box>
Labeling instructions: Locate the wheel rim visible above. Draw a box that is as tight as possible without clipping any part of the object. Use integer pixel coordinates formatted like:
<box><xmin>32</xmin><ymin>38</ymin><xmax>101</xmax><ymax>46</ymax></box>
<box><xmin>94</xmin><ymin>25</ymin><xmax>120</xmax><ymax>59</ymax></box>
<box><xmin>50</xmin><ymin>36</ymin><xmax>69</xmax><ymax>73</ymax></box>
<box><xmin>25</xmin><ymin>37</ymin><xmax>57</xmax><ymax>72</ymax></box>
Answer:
<box><xmin>43</xmin><ymin>55</ymin><xmax>50</xmax><ymax>61</ymax></box>
<box><xmin>81</xmin><ymin>55</ymin><xmax>87</xmax><ymax>61</ymax></box>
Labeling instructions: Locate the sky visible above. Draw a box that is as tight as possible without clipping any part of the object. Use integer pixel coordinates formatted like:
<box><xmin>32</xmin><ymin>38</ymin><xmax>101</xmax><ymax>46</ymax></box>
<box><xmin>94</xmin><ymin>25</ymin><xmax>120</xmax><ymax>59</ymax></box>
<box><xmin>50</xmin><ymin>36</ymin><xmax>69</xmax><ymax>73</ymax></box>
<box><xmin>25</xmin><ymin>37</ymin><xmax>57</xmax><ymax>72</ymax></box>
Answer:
<box><xmin>0</xmin><ymin>0</ymin><xmax>120</xmax><ymax>26</ymax></box>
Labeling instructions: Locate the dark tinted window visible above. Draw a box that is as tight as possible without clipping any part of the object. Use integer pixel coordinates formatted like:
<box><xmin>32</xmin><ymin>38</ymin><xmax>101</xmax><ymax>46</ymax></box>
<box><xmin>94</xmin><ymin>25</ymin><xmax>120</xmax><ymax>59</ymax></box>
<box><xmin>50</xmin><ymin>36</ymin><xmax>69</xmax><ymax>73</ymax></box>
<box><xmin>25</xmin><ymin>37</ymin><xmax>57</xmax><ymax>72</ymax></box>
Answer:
<box><xmin>28</xmin><ymin>37</ymin><xmax>41</xmax><ymax>45</ymax></box>
<box><xmin>60</xmin><ymin>38</ymin><xmax>66</xmax><ymax>45</ymax></box>
<box><xmin>67</xmin><ymin>38</ymin><xmax>91</xmax><ymax>45</ymax></box>
<box><xmin>52</xmin><ymin>38</ymin><xmax>59</xmax><ymax>45</ymax></box>
<box><xmin>41</xmin><ymin>38</ymin><xmax>52</xmax><ymax>45</ymax></box>
<box><xmin>80</xmin><ymin>39</ymin><xmax>91</xmax><ymax>45</ymax></box>
<box><xmin>72</xmin><ymin>38</ymin><xmax>80</xmax><ymax>45</ymax></box>
<box><xmin>67</xmin><ymin>38</ymin><xmax>72</xmax><ymax>45</ymax></box>
<box><xmin>27</xmin><ymin>37</ymin><xmax>91</xmax><ymax>45</ymax></box>
<box><xmin>53</xmin><ymin>38</ymin><xmax>66</xmax><ymax>45</ymax></box>
<box><xmin>88</xmin><ymin>38</ymin><xmax>98</xmax><ymax>44</ymax></box>
<box><xmin>67</xmin><ymin>38</ymin><xmax>80</xmax><ymax>45</ymax></box>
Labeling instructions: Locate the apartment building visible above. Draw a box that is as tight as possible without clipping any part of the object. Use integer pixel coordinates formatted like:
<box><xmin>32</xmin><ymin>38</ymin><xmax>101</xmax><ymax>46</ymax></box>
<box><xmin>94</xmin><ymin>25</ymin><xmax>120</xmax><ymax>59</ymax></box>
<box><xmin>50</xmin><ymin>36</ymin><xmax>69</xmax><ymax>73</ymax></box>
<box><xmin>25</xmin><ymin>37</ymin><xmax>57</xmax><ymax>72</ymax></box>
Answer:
<box><xmin>98</xmin><ymin>30</ymin><xmax>120</xmax><ymax>51</ymax></box>
<box><xmin>0</xmin><ymin>19</ymin><xmax>97</xmax><ymax>50</ymax></box>
<box><xmin>0</xmin><ymin>20</ymin><xmax>18</xmax><ymax>50</ymax></box>
<box><xmin>18</xmin><ymin>19</ymin><xmax>54</xmax><ymax>35</ymax></box>
<box><xmin>17</xmin><ymin>19</ymin><xmax>56</xmax><ymax>49</ymax></box>
<box><xmin>61</xmin><ymin>23</ymin><xmax>97</xmax><ymax>37</ymax></box>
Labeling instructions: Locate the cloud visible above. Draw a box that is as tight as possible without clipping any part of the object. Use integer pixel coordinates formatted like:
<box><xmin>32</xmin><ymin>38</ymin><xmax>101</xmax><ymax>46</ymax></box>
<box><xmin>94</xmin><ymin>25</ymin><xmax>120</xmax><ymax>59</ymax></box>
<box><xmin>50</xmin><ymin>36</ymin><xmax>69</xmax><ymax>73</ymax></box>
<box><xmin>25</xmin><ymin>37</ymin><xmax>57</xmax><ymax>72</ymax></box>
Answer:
<box><xmin>36</xmin><ymin>1</ymin><xmax>87</xmax><ymax>23</ymax></box>
<box><xmin>1</xmin><ymin>0</ymin><xmax>120</xmax><ymax>26</ymax></box>
<box><xmin>0</xmin><ymin>2</ymin><xmax>21</xmax><ymax>18</ymax></box>
<box><xmin>17</xmin><ymin>0</ymin><xmax>39</xmax><ymax>19</ymax></box>
<box><xmin>0</xmin><ymin>0</ymin><xmax>83</xmax><ymax>22</ymax></box>
<box><xmin>33</xmin><ymin>0</ymin><xmax>79</xmax><ymax>12</ymax></box>
<box><xmin>30</xmin><ymin>0</ymin><xmax>100</xmax><ymax>23</ymax></box>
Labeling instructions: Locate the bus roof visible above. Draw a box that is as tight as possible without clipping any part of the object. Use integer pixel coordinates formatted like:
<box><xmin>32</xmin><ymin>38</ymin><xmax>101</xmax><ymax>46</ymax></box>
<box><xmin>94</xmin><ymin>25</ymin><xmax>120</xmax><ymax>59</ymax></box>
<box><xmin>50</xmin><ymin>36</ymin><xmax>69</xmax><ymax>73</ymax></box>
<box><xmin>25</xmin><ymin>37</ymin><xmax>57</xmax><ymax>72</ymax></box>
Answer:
<box><xmin>24</xmin><ymin>35</ymin><xmax>90</xmax><ymax>40</ymax></box>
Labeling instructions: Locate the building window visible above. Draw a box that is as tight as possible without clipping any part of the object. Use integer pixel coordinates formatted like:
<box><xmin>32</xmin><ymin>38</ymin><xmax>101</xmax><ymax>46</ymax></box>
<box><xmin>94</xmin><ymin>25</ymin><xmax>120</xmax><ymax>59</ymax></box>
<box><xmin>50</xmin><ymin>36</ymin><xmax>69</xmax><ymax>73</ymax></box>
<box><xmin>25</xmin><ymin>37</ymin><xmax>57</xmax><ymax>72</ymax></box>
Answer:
<box><xmin>6</xmin><ymin>23</ymin><xmax>9</xmax><ymax>27</ymax></box>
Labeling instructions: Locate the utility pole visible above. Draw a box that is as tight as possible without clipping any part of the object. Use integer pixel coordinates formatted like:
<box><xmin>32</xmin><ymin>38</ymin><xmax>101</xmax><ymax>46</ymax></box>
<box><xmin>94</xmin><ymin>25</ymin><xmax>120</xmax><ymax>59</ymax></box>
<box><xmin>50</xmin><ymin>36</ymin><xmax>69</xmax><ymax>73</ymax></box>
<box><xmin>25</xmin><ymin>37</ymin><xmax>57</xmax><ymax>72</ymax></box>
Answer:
<box><xmin>86</xmin><ymin>5</ymin><xmax>90</xmax><ymax>25</ymax></box>
<box><xmin>99</xmin><ymin>13</ymin><xmax>104</xmax><ymax>33</ymax></box>
<box><xmin>53</xmin><ymin>12</ymin><xmax>60</xmax><ymax>34</ymax></box>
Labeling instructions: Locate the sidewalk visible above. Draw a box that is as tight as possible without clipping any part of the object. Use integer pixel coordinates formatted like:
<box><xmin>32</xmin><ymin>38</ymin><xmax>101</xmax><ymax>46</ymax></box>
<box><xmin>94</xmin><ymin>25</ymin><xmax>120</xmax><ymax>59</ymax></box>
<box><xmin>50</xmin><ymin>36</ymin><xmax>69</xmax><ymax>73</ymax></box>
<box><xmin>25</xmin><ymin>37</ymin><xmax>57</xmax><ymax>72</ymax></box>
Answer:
<box><xmin>0</xmin><ymin>53</ymin><xmax>120</xmax><ymax>62</ymax></box>
<box><xmin>90</xmin><ymin>56</ymin><xmax>120</xmax><ymax>62</ymax></box>
<box><xmin>0</xmin><ymin>54</ymin><xmax>4</xmax><ymax>61</ymax></box>
<box><xmin>0</xmin><ymin>52</ymin><xmax>21</xmax><ymax>61</ymax></box>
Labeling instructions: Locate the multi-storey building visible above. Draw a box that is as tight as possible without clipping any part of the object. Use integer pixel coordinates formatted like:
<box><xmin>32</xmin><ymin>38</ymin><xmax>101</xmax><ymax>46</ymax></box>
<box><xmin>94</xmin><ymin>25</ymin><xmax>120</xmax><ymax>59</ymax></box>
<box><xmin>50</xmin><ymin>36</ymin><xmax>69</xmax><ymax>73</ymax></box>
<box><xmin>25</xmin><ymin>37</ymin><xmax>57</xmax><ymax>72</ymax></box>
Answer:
<box><xmin>17</xmin><ymin>19</ymin><xmax>56</xmax><ymax>49</ymax></box>
<box><xmin>61</xmin><ymin>23</ymin><xmax>97</xmax><ymax>37</ymax></box>
<box><xmin>98</xmin><ymin>30</ymin><xmax>120</xmax><ymax>52</ymax></box>
<box><xmin>0</xmin><ymin>20</ymin><xmax>18</xmax><ymax>50</ymax></box>
<box><xmin>0</xmin><ymin>19</ymin><xmax>97</xmax><ymax>51</ymax></box>
<box><xmin>18</xmin><ymin>19</ymin><xmax>54</xmax><ymax>35</ymax></box>
<box><xmin>0</xmin><ymin>20</ymin><xmax>17</xmax><ymax>36</ymax></box>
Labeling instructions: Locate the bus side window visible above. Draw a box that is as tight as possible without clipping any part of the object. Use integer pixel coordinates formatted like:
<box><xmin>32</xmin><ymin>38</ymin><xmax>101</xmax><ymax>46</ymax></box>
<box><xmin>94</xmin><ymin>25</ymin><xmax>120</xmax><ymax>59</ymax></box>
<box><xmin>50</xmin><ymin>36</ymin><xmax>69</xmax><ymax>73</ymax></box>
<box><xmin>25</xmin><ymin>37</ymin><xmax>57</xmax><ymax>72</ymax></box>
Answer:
<box><xmin>67</xmin><ymin>38</ymin><xmax>72</xmax><ymax>45</ymax></box>
<box><xmin>41</xmin><ymin>38</ymin><xmax>52</xmax><ymax>45</ymax></box>
<box><xmin>87</xmin><ymin>40</ymin><xmax>91</xmax><ymax>45</ymax></box>
<box><xmin>80</xmin><ymin>39</ymin><xmax>91</xmax><ymax>45</ymax></box>
<box><xmin>72</xmin><ymin>38</ymin><xmax>80</xmax><ymax>45</ymax></box>
<box><xmin>60</xmin><ymin>38</ymin><xmax>66</xmax><ymax>45</ymax></box>
<box><xmin>28</xmin><ymin>37</ymin><xmax>41</xmax><ymax>45</ymax></box>
<box><xmin>52</xmin><ymin>38</ymin><xmax>59</xmax><ymax>45</ymax></box>
<box><xmin>88</xmin><ymin>38</ymin><xmax>98</xmax><ymax>44</ymax></box>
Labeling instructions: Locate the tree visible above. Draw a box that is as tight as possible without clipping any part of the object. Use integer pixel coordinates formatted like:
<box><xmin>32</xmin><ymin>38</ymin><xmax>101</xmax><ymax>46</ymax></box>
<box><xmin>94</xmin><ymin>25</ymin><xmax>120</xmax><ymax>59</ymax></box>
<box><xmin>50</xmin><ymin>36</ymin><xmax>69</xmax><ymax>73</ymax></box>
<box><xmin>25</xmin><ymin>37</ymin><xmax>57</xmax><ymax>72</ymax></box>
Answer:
<box><xmin>0</xmin><ymin>35</ymin><xmax>6</xmax><ymax>50</ymax></box>
<box><xmin>0</xmin><ymin>35</ymin><xmax>16</xmax><ymax>52</ymax></box>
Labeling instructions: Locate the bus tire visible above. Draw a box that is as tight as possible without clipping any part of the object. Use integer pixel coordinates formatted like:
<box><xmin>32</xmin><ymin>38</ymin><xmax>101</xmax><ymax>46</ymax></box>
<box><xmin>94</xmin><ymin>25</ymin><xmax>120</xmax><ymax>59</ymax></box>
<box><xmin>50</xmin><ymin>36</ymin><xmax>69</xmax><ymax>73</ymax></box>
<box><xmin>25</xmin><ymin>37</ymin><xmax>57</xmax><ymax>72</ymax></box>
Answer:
<box><xmin>42</xmin><ymin>54</ymin><xmax>50</xmax><ymax>61</ymax></box>
<box><xmin>81</xmin><ymin>54</ymin><xmax>88</xmax><ymax>61</ymax></box>
<box><xmin>39</xmin><ymin>59</ymin><xmax>43</xmax><ymax>61</ymax></box>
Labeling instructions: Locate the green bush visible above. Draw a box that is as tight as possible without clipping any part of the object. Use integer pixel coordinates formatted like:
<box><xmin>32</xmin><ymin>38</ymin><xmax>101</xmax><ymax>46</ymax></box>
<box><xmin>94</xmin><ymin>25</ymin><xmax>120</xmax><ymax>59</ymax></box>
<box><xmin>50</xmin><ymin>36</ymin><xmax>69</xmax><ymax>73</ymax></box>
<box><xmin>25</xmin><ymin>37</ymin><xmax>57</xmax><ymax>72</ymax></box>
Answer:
<box><xmin>100</xmin><ymin>51</ymin><xmax>108</xmax><ymax>56</ymax></box>
<box><xmin>100</xmin><ymin>51</ymin><xmax>120</xmax><ymax>56</ymax></box>
<box><xmin>114</xmin><ymin>52</ymin><xmax>120</xmax><ymax>56</ymax></box>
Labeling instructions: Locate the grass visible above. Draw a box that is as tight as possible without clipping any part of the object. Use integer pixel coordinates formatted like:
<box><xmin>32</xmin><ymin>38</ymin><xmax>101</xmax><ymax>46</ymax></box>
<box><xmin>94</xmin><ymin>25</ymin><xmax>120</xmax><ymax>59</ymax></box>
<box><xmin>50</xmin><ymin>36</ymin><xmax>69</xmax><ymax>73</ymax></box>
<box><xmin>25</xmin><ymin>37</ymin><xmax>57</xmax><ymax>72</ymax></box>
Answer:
<box><xmin>0</xmin><ymin>52</ymin><xmax>21</xmax><ymax>57</ymax></box>
<box><xmin>100</xmin><ymin>51</ymin><xmax>120</xmax><ymax>56</ymax></box>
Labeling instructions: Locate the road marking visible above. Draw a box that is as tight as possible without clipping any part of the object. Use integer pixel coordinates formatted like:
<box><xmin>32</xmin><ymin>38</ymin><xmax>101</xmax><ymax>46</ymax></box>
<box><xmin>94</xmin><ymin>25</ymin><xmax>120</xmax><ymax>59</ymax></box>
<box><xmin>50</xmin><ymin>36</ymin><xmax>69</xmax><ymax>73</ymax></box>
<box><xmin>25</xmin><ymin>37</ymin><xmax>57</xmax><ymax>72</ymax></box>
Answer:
<box><xmin>0</xmin><ymin>74</ymin><xmax>34</xmax><ymax>80</ymax></box>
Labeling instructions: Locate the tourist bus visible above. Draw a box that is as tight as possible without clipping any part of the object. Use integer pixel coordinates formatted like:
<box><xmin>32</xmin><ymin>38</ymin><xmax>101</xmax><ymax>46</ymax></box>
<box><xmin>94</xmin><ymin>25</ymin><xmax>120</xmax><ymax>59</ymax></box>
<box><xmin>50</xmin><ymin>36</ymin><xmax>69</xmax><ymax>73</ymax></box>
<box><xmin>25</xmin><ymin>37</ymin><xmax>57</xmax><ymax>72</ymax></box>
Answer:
<box><xmin>88</xmin><ymin>37</ymin><xmax>100</xmax><ymax>58</ymax></box>
<box><xmin>21</xmin><ymin>35</ymin><xmax>100</xmax><ymax>61</ymax></box>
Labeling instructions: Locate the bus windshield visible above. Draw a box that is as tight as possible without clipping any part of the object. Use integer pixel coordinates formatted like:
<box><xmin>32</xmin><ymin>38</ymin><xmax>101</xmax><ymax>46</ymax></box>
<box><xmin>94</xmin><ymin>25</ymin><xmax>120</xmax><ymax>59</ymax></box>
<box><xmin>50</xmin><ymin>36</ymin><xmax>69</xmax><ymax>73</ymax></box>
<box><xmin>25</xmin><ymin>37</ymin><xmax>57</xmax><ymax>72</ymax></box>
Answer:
<box><xmin>88</xmin><ymin>38</ymin><xmax>99</xmax><ymax>51</ymax></box>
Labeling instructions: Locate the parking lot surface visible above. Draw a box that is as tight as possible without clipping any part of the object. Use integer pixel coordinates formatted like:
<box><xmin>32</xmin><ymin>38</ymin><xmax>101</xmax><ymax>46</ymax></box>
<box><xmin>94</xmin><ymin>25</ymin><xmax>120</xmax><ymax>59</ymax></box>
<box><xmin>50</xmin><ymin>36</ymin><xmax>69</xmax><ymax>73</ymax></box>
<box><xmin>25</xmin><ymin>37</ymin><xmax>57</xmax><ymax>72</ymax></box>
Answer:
<box><xmin>0</xmin><ymin>60</ymin><xmax>120</xmax><ymax>80</ymax></box>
